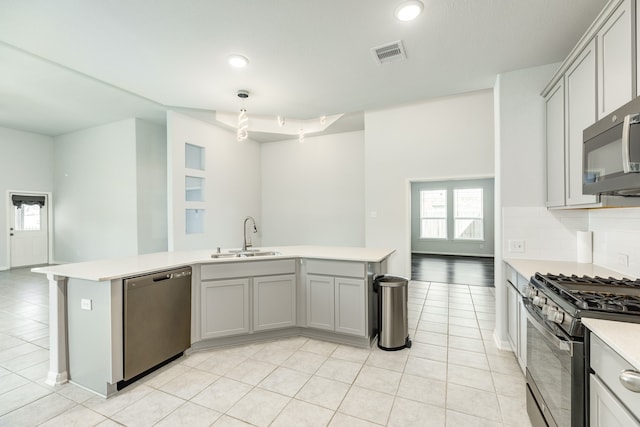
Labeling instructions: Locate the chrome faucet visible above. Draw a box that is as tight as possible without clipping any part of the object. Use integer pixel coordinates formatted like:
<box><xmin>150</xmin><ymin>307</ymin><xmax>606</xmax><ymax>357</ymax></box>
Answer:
<box><xmin>242</xmin><ymin>216</ymin><xmax>257</xmax><ymax>251</ymax></box>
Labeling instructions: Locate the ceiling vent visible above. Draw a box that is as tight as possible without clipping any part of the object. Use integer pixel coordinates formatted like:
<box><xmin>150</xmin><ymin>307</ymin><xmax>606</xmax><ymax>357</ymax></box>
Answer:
<box><xmin>371</xmin><ymin>40</ymin><xmax>407</xmax><ymax>65</ymax></box>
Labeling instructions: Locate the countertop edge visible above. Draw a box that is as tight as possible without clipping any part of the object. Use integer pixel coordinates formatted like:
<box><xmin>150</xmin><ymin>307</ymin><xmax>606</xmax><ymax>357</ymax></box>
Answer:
<box><xmin>31</xmin><ymin>246</ymin><xmax>396</xmax><ymax>282</ymax></box>
<box><xmin>503</xmin><ymin>258</ymin><xmax>630</xmax><ymax>282</ymax></box>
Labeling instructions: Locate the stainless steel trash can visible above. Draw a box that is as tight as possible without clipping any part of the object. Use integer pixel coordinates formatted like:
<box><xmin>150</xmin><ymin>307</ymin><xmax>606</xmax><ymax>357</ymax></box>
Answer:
<box><xmin>375</xmin><ymin>275</ymin><xmax>411</xmax><ymax>351</ymax></box>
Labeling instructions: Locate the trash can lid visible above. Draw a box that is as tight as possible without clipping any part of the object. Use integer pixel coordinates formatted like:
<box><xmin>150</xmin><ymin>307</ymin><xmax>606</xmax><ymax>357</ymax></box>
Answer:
<box><xmin>375</xmin><ymin>274</ymin><xmax>408</xmax><ymax>287</ymax></box>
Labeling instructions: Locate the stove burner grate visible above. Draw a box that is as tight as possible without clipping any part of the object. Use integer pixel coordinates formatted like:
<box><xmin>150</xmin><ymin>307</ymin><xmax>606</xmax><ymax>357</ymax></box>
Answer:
<box><xmin>572</xmin><ymin>291</ymin><xmax>640</xmax><ymax>313</ymax></box>
<box><xmin>533</xmin><ymin>272</ymin><xmax>640</xmax><ymax>316</ymax></box>
<box><xmin>536</xmin><ymin>273</ymin><xmax>640</xmax><ymax>288</ymax></box>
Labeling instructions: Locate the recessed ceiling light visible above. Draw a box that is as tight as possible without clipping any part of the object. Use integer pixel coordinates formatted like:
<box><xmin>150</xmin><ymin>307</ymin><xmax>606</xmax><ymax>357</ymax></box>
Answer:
<box><xmin>395</xmin><ymin>0</ymin><xmax>423</xmax><ymax>21</ymax></box>
<box><xmin>228</xmin><ymin>54</ymin><xmax>249</xmax><ymax>68</ymax></box>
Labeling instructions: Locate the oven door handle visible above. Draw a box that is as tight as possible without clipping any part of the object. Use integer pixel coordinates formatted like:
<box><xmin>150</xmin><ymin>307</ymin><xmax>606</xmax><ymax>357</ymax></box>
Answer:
<box><xmin>525</xmin><ymin>303</ymin><xmax>573</xmax><ymax>356</ymax></box>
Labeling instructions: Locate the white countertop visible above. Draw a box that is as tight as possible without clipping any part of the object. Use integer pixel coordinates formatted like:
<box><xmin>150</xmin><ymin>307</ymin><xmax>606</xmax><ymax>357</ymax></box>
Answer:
<box><xmin>583</xmin><ymin>318</ymin><xmax>640</xmax><ymax>370</ymax></box>
<box><xmin>32</xmin><ymin>245</ymin><xmax>395</xmax><ymax>282</ymax></box>
<box><xmin>503</xmin><ymin>258</ymin><xmax>629</xmax><ymax>281</ymax></box>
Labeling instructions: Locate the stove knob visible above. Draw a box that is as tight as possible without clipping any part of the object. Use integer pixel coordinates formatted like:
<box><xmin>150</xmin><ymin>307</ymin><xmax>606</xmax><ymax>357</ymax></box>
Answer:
<box><xmin>541</xmin><ymin>304</ymin><xmax>550</xmax><ymax>315</ymax></box>
<box><xmin>526</xmin><ymin>287</ymin><xmax>537</xmax><ymax>299</ymax></box>
<box><xmin>533</xmin><ymin>296</ymin><xmax>547</xmax><ymax>307</ymax></box>
<box><xmin>546</xmin><ymin>306</ymin><xmax>557</xmax><ymax>320</ymax></box>
<box><xmin>546</xmin><ymin>307</ymin><xmax>564</xmax><ymax>324</ymax></box>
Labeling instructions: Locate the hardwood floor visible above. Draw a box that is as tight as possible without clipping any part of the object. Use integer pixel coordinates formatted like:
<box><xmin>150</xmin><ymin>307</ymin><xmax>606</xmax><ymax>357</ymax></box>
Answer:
<box><xmin>411</xmin><ymin>253</ymin><xmax>495</xmax><ymax>287</ymax></box>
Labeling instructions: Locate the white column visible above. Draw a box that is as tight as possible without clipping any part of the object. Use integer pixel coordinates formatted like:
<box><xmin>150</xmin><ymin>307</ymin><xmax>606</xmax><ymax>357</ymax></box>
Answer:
<box><xmin>46</xmin><ymin>274</ymin><xmax>68</xmax><ymax>386</ymax></box>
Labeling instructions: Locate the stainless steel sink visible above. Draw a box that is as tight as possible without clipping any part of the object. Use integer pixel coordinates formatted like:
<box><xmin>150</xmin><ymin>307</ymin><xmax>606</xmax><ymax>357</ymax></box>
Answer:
<box><xmin>210</xmin><ymin>253</ymin><xmax>238</xmax><ymax>259</ymax></box>
<box><xmin>211</xmin><ymin>250</ymin><xmax>281</xmax><ymax>259</ymax></box>
<box><xmin>238</xmin><ymin>251</ymin><xmax>281</xmax><ymax>257</ymax></box>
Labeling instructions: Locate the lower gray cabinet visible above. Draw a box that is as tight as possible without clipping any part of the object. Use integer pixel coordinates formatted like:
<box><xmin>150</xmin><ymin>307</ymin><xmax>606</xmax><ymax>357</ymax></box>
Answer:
<box><xmin>201</xmin><ymin>278</ymin><xmax>250</xmax><ymax>339</ymax></box>
<box><xmin>253</xmin><ymin>274</ymin><xmax>296</xmax><ymax>331</ymax></box>
<box><xmin>505</xmin><ymin>263</ymin><xmax>527</xmax><ymax>373</ymax></box>
<box><xmin>335</xmin><ymin>277</ymin><xmax>365</xmax><ymax>336</ymax></box>
<box><xmin>306</xmin><ymin>275</ymin><xmax>334</xmax><ymax>330</ymax></box>
<box><xmin>590</xmin><ymin>375</ymin><xmax>639</xmax><ymax>427</ymax></box>
<box><xmin>306</xmin><ymin>274</ymin><xmax>366</xmax><ymax>337</ymax></box>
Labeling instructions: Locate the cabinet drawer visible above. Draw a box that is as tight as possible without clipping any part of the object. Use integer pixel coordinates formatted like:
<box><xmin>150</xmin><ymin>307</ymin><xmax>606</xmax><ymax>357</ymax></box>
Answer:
<box><xmin>201</xmin><ymin>259</ymin><xmax>295</xmax><ymax>280</ymax></box>
<box><xmin>305</xmin><ymin>259</ymin><xmax>364</xmax><ymax>278</ymax></box>
<box><xmin>591</xmin><ymin>334</ymin><xmax>640</xmax><ymax>418</ymax></box>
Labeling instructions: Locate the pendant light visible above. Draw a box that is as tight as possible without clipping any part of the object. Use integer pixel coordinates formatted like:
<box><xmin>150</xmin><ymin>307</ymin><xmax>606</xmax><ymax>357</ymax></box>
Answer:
<box><xmin>237</xmin><ymin>90</ymin><xmax>249</xmax><ymax>142</ymax></box>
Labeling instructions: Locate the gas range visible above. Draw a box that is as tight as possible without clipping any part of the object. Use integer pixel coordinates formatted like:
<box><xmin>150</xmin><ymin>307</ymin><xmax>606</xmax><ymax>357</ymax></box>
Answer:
<box><xmin>526</xmin><ymin>273</ymin><xmax>640</xmax><ymax>338</ymax></box>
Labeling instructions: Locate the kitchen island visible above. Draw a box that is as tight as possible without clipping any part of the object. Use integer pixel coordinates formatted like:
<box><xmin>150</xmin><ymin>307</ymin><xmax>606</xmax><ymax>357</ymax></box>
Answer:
<box><xmin>33</xmin><ymin>246</ymin><xmax>394</xmax><ymax>397</ymax></box>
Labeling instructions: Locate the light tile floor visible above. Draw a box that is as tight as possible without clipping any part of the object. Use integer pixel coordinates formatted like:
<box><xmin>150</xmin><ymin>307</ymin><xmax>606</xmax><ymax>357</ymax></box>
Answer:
<box><xmin>0</xmin><ymin>267</ymin><xmax>532</xmax><ymax>427</ymax></box>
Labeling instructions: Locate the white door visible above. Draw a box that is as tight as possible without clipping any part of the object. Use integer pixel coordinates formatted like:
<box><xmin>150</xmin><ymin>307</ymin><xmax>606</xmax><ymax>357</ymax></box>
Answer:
<box><xmin>9</xmin><ymin>193</ymin><xmax>48</xmax><ymax>267</ymax></box>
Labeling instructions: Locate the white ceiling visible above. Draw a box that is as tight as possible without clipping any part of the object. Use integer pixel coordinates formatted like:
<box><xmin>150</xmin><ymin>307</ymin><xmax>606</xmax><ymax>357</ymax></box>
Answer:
<box><xmin>0</xmin><ymin>0</ymin><xmax>607</xmax><ymax>139</ymax></box>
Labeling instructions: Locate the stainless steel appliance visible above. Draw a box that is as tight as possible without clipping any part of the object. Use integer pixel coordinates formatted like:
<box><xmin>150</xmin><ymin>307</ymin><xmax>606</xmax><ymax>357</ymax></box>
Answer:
<box><xmin>121</xmin><ymin>266</ymin><xmax>192</xmax><ymax>385</ymax></box>
<box><xmin>525</xmin><ymin>273</ymin><xmax>640</xmax><ymax>427</ymax></box>
<box><xmin>583</xmin><ymin>96</ymin><xmax>640</xmax><ymax>198</ymax></box>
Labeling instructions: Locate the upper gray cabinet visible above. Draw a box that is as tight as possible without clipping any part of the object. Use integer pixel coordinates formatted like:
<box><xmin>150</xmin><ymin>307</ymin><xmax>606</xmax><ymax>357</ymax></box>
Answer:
<box><xmin>566</xmin><ymin>39</ymin><xmax>598</xmax><ymax>206</ymax></box>
<box><xmin>545</xmin><ymin>80</ymin><xmax>566</xmax><ymax>208</ymax></box>
<box><xmin>598</xmin><ymin>0</ymin><xmax>633</xmax><ymax>118</ymax></box>
<box><xmin>543</xmin><ymin>0</ymin><xmax>634</xmax><ymax>208</ymax></box>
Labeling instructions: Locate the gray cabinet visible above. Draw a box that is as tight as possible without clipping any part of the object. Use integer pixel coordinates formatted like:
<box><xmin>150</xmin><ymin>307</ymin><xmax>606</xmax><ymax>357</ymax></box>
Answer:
<box><xmin>305</xmin><ymin>259</ymin><xmax>367</xmax><ymax>337</ymax></box>
<box><xmin>335</xmin><ymin>277</ymin><xmax>366</xmax><ymax>336</ymax></box>
<box><xmin>597</xmin><ymin>0</ymin><xmax>633</xmax><ymax>118</ymax></box>
<box><xmin>589</xmin><ymin>334</ymin><xmax>640</xmax><ymax>426</ymax></box>
<box><xmin>543</xmin><ymin>0</ymin><xmax>634</xmax><ymax>208</ymax></box>
<box><xmin>306</xmin><ymin>274</ymin><xmax>334</xmax><ymax>330</ymax></box>
<box><xmin>201</xmin><ymin>278</ymin><xmax>250</xmax><ymax>339</ymax></box>
<box><xmin>565</xmin><ymin>39</ymin><xmax>598</xmax><ymax>206</ymax></box>
<box><xmin>505</xmin><ymin>263</ymin><xmax>527</xmax><ymax>373</ymax></box>
<box><xmin>253</xmin><ymin>274</ymin><xmax>296</xmax><ymax>331</ymax></box>
<box><xmin>305</xmin><ymin>274</ymin><xmax>366</xmax><ymax>336</ymax></box>
<box><xmin>590</xmin><ymin>375</ymin><xmax>639</xmax><ymax>427</ymax></box>
<box><xmin>506</xmin><ymin>281</ymin><xmax>518</xmax><ymax>351</ymax></box>
<box><xmin>199</xmin><ymin>259</ymin><xmax>296</xmax><ymax>339</ymax></box>
<box><xmin>545</xmin><ymin>80</ymin><xmax>566</xmax><ymax>208</ymax></box>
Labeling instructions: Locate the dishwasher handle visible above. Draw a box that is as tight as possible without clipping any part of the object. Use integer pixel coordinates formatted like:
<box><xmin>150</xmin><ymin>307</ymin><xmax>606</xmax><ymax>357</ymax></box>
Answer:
<box><xmin>153</xmin><ymin>270</ymin><xmax>192</xmax><ymax>282</ymax></box>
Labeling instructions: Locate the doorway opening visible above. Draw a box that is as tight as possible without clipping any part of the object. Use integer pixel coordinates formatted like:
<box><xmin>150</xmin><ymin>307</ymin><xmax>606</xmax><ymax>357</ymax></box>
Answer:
<box><xmin>8</xmin><ymin>192</ymin><xmax>50</xmax><ymax>268</ymax></box>
<box><xmin>410</xmin><ymin>178</ymin><xmax>494</xmax><ymax>286</ymax></box>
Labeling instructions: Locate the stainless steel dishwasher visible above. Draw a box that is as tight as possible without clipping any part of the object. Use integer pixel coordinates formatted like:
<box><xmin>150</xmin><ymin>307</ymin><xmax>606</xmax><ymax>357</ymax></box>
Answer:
<box><xmin>122</xmin><ymin>266</ymin><xmax>191</xmax><ymax>383</ymax></box>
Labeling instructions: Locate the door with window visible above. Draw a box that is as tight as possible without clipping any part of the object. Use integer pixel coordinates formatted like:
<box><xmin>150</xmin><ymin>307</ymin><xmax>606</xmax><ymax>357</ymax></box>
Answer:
<box><xmin>411</xmin><ymin>178</ymin><xmax>494</xmax><ymax>256</ymax></box>
<box><xmin>9</xmin><ymin>193</ymin><xmax>48</xmax><ymax>267</ymax></box>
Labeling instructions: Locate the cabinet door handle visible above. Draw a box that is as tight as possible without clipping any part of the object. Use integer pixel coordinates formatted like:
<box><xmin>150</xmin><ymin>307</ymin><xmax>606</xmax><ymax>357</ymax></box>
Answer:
<box><xmin>619</xmin><ymin>370</ymin><xmax>640</xmax><ymax>392</ymax></box>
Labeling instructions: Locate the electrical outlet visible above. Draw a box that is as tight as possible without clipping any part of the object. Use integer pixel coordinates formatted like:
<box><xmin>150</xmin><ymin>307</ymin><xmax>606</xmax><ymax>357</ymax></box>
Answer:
<box><xmin>81</xmin><ymin>299</ymin><xmax>92</xmax><ymax>311</ymax></box>
<box><xmin>508</xmin><ymin>239</ymin><xmax>525</xmax><ymax>253</ymax></box>
<box><xmin>616</xmin><ymin>253</ymin><xmax>629</xmax><ymax>267</ymax></box>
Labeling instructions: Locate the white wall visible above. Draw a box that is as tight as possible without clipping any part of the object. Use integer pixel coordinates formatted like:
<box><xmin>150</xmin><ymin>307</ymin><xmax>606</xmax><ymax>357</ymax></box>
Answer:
<box><xmin>167</xmin><ymin>111</ymin><xmax>261</xmax><ymax>251</ymax></box>
<box><xmin>135</xmin><ymin>119</ymin><xmax>168</xmax><ymax>254</ymax></box>
<box><xmin>364</xmin><ymin>90</ymin><xmax>495</xmax><ymax>277</ymax></box>
<box><xmin>0</xmin><ymin>126</ymin><xmax>54</xmax><ymax>269</ymax></box>
<box><xmin>261</xmin><ymin>131</ymin><xmax>365</xmax><ymax>247</ymax></box>
<box><xmin>497</xmin><ymin>63</ymin><xmax>587</xmax><ymax>263</ymax></box>
<box><xmin>495</xmin><ymin>63</ymin><xmax>591</xmax><ymax>347</ymax></box>
<box><xmin>54</xmin><ymin>119</ymin><xmax>139</xmax><ymax>262</ymax></box>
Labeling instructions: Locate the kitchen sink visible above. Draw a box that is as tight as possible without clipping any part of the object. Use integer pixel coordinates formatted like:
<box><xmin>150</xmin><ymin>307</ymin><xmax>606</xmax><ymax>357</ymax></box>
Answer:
<box><xmin>211</xmin><ymin>250</ymin><xmax>281</xmax><ymax>259</ymax></box>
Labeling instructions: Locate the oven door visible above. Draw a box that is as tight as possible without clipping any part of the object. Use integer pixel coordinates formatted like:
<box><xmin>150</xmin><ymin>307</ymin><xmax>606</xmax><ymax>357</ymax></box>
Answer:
<box><xmin>525</xmin><ymin>302</ymin><xmax>584</xmax><ymax>427</ymax></box>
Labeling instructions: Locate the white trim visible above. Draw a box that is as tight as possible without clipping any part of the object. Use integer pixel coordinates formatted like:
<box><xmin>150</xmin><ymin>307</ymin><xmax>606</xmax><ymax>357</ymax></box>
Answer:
<box><xmin>6</xmin><ymin>190</ymin><xmax>54</xmax><ymax>268</ymax></box>
<box><xmin>45</xmin><ymin>274</ymin><xmax>69</xmax><ymax>387</ymax></box>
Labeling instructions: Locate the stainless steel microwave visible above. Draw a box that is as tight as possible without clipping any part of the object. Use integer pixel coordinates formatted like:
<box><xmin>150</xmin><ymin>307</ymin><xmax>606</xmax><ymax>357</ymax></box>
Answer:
<box><xmin>583</xmin><ymin>96</ymin><xmax>640</xmax><ymax>197</ymax></box>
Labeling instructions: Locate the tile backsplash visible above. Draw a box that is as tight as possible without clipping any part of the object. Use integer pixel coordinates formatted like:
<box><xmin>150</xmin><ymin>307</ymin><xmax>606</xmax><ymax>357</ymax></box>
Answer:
<box><xmin>502</xmin><ymin>207</ymin><xmax>587</xmax><ymax>261</ymax></box>
<box><xmin>590</xmin><ymin>207</ymin><xmax>640</xmax><ymax>277</ymax></box>
<box><xmin>503</xmin><ymin>206</ymin><xmax>640</xmax><ymax>277</ymax></box>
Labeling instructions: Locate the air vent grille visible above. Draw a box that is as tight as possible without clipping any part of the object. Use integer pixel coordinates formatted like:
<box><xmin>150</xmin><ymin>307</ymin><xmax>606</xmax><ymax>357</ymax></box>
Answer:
<box><xmin>371</xmin><ymin>40</ymin><xmax>407</xmax><ymax>65</ymax></box>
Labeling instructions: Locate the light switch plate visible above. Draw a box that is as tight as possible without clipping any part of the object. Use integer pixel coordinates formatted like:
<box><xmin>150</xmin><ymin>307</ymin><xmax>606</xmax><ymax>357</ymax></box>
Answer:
<box><xmin>81</xmin><ymin>299</ymin><xmax>92</xmax><ymax>311</ymax></box>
